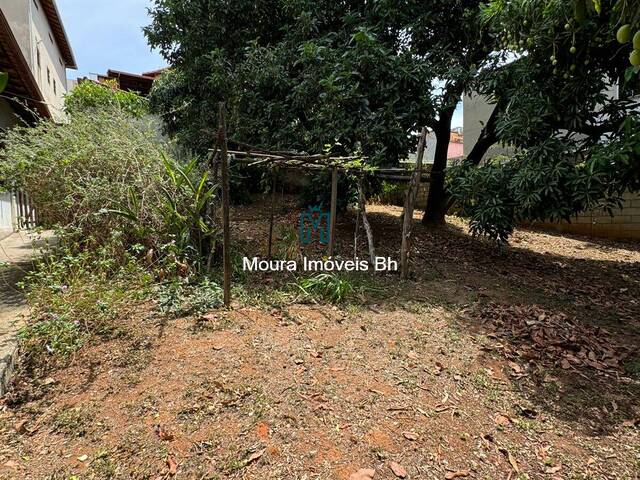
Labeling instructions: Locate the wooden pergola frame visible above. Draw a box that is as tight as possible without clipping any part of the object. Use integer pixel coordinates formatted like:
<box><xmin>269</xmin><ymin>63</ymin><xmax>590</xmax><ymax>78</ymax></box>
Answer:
<box><xmin>212</xmin><ymin>103</ymin><xmax>427</xmax><ymax>306</ymax></box>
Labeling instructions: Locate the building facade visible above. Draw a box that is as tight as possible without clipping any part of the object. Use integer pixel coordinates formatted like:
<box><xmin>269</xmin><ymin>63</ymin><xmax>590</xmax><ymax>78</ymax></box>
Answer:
<box><xmin>0</xmin><ymin>0</ymin><xmax>76</xmax><ymax>232</ymax></box>
<box><xmin>0</xmin><ymin>0</ymin><xmax>76</xmax><ymax>124</ymax></box>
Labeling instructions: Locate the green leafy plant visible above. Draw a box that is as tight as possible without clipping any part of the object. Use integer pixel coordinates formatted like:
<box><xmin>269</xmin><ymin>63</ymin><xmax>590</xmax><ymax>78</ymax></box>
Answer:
<box><xmin>294</xmin><ymin>273</ymin><xmax>355</xmax><ymax>304</ymax></box>
<box><xmin>64</xmin><ymin>79</ymin><xmax>149</xmax><ymax>118</ymax></box>
<box><xmin>155</xmin><ymin>277</ymin><xmax>223</xmax><ymax>317</ymax></box>
<box><xmin>275</xmin><ymin>224</ymin><xmax>300</xmax><ymax>261</ymax></box>
<box><xmin>159</xmin><ymin>156</ymin><xmax>219</xmax><ymax>261</ymax></box>
<box><xmin>17</xmin><ymin>231</ymin><xmax>154</xmax><ymax>364</ymax></box>
<box><xmin>110</xmin><ymin>155</ymin><xmax>219</xmax><ymax>265</ymax></box>
<box><xmin>0</xmin><ymin>108</ymin><xmax>168</xmax><ymax>247</ymax></box>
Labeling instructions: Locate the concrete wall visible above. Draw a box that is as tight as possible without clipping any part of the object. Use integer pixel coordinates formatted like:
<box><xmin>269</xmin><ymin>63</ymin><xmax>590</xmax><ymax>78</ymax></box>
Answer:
<box><xmin>0</xmin><ymin>0</ymin><xmax>70</xmax><ymax>121</ymax></box>
<box><xmin>29</xmin><ymin>0</ymin><xmax>68</xmax><ymax>120</ymax></box>
<box><xmin>463</xmin><ymin>93</ymin><xmax>513</xmax><ymax>160</ymax></box>
<box><xmin>0</xmin><ymin>1</ymin><xmax>30</xmax><ymax>63</ymax></box>
<box><xmin>529</xmin><ymin>191</ymin><xmax>640</xmax><ymax>240</ymax></box>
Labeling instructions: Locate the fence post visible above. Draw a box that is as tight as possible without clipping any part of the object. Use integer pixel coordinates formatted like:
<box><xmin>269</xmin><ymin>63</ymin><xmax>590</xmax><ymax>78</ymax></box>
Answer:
<box><xmin>218</xmin><ymin>103</ymin><xmax>232</xmax><ymax>307</ymax></box>
<box><xmin>357</xmin><ymin>177</ymin><xmax>376</xmax><ymax>265</ymax></box>
<box><xmin>267</xmin><ymin>172</ymin><xmax>276</xmax><ymax>259</ymax></box>
<box><xmin>328</xmin><ymin>166</ymin><xmax>338</xmax><ymax>257</ymax></box>
<box><xmin>400</xmin><ymin>127</ymin><xmax>427</xmax><ymax>280</ymax></box>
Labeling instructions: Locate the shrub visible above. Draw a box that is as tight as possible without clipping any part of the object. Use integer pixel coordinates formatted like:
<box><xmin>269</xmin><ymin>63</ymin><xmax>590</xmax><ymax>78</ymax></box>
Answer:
<box><xmin>0</xmin><ymin>109</ymin><xmax>168</xmax><ymax>244</ymax></box>
<box><xmin>155</xmin><ymin>277</ymin><xmax>223</xmax><ymax>317</ymax></box>
<box><xmin>298</xmin><ymin>170</ymin><xmax>357</xmax><ymax>212</ymax></box>
<box><xmin>17</xmin><ymin>231</ymin><xmax>154</xmax><ymax>364</ymax></box>
<box><xmin>0</xmin><ymin>108</ymin><xmax>219</xmax><ymax>265</ymax></box>
<box><xmin>64</xmin><ymin>79</ymin><xmax>149</xmax><ymax>118</ymax></box>
<box><xmin>295</xmin><ymin>273</ymin><xmax>355</xmax><ymax>304</ymax></box>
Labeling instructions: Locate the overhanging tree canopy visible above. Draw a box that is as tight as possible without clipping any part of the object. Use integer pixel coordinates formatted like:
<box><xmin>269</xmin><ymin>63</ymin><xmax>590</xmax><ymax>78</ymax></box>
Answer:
<box><xmin>145</xmin><ymin>0</ymin><xmax>436</xmax><ymax>166</ymax></box>
<box><xmin>449</xmin><ymin>0</ymin><xmax>640</xmax><ymax>240</ymax></box>
<box><xmin>146</xmin><ymin>0</ymin><xmax>640</xmax><ymax>242</ymax></box>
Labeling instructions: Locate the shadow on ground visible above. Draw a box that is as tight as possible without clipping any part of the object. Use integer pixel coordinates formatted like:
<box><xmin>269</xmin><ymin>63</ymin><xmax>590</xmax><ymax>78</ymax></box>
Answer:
<box><xmin>343</xmin><ymin>207</ymin><xmax>640</xmax><ymax>436</ymax></box>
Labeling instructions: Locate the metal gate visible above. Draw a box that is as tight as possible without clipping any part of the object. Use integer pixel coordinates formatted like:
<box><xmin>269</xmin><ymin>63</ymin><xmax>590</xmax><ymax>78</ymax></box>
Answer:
<box><xmin>0</xmin><ymin>191</ymin><xmax>37</xmax><ymax>231</ymax></box>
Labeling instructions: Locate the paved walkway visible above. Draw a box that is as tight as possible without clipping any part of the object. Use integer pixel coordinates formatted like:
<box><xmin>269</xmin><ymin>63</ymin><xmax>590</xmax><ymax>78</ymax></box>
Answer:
<box><xmin>0</xmin><ymin>232</ymin><xmax>42</xmax><ymax>396</ymax></box>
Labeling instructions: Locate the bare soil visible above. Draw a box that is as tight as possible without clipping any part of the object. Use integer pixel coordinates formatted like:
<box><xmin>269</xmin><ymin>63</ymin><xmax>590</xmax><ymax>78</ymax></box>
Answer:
<box><xmin>0</xmin><ymin>200</ymin><xmax>639</xmax><ymax>479</ymax></box>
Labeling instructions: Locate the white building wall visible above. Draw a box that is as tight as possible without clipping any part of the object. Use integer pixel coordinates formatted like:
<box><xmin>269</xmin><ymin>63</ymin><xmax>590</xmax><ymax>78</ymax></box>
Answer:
<box><xmin>29</xmin><ymin>0</ymin><xmax>68</xmax><ymax>121</ymax></box>
<box><xmin>462</xmin><ymin>93</ymin><xmax>513</xmax><ymax>160</ymax></box>
<box><xmin>0</xmin><ymin>1</ymin><xmax>30</xmax><ymax>63</ymax></box>
<box><xmin>0</xmin><ymin>0</ymin><xmax>70</xmax><ymax>122</ymax></box>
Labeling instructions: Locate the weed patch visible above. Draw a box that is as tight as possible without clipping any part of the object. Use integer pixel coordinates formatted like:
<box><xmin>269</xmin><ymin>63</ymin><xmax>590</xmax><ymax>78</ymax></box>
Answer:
<box><xmin>155</xmin><ymin>277</ymin><xmax>223</xmax><ymax>317</ymax></box>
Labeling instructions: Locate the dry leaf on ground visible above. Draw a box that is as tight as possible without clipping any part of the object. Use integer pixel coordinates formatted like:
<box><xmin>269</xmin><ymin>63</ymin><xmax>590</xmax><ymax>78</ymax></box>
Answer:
<box><xmin>349</xmin><ymin>468</ymin><xmax>376</xmax><ymax>480</ymax></box>
<box><xmin>445</xmin><ymin>470</ymin><xmax>470</xmax><ymax>479</ymax></box>
<box><xmin>389</xmin><ymin>461</ymin><xmax>407</xmax><ymax>478</ymax></box>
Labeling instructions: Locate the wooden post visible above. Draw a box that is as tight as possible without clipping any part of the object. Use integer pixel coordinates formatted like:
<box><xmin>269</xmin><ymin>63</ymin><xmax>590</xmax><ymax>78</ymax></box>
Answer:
<box><xmin>267</xmin><ymin>172</ymin><xmax>276</xmax><ymax>259</ymax></box>
<box><xmin>218</xmin><ymin>103</ymin><xmax>232</xmax><ymax>307</ymax></box>
<box><xmin>328</xmin><ymin>166</ymin><xmax>338</xmax><ymax>257</ymax></box>
<box><xmin>400</xmin><ymin>127</ymin><xmax>427</xmax><ymax>280</ymax></box>
<box><xmin>353</xmin><ymin>207</ymin><xmax>360</xmax><ymax>261</ymax></box>
<box><xmin>357</xmin><ymin>177</ymin><xmax>376</xmax><ymax>265</ymax></box>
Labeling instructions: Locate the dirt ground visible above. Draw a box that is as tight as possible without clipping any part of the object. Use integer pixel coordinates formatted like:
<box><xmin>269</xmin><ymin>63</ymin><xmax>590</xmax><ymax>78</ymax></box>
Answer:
<box><xmin>0</xmin><ymin>200</ymin><xmax>639</xmax><ymax>479</ymax></box>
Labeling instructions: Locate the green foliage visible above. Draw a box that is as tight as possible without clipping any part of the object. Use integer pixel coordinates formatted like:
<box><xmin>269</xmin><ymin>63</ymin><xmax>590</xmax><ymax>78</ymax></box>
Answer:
<box><xmin>145</xmin><ymin>0</ymin><xmax>437</xmax><ymax>163</ymax></box>
<box><xmin>146</xmin><ymin>0</ymin><xmax>640</xmax><ymax>240</ymax></box>
<box><xmin>299</xmin><ymin>170</ymin><xmax>357</xmax><ymax>213</ymax></box>
<box><xmin>450</xmin><ymin>116</ymin><xmax>640</xmax><ymax>241</ymax></box>
<box><xmin>275</xmin><ymin>224</ymin><xmax>300</xmax><ymax>261</ymax></box>
<box><xmin>445</xmin><ymin>0</ymin><xmax>640</xmax><ymax>239</ymax></box>
<box><xmin>18</xmin><ymin>231</ymin><xmax>154</xmax><ymax>363</ymax></box>
<box><xmin>0</xmin><ymin>109</ymin><xmax>168</xmax><ymax>246</ymax></box>
<box><xmin>373</xmin><ymin>180</ymin><xmax>408</xmax><ymax>205</ymax></box>
<box><xmin>155</xmin><ymin>277</ymin><xmax>223</xmax><ymax>317</ymax></box>
<box><xmin>110</xmin><ymin>156</ymin><xmax>219</xmax><ymax>264</ymax></box>
<box><xmin>295</xmin><ymin>273</ymin><xmax>355</xmax><ymax>304</ymax></box>
<box><xmin>19</xmin><ymin>316</ymin><xmax>85</xmax><ymax>357</ymax></box>
<box><xmin>0</xmin><ymin>107</ymin><xmax>220</xmax><ymax>265</ymax></box>
<box><xmin>64</xmin><ymin>79</ymin><xmax>149</xmax><ymax>117</ymax></box>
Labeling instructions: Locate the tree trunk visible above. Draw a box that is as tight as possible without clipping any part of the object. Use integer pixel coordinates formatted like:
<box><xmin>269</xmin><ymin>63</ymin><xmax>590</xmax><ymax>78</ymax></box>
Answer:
<box><xmin>423</xmin><ymin>101</ymin><xmax>501</xmax><ymax>224</ymax></box>
<box><xmin>422</xmin><ymin>109</ymin><xmax>455</xmax><ymax>225</ymax></box>
<box><xmin>467</xmin><ymin>104</ymin><xmax>499</xmax><ymax>166</ymax></box>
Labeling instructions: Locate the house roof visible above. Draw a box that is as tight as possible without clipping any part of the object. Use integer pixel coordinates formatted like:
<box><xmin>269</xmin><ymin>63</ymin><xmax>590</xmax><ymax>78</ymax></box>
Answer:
<box><xmin>98</xmin><ymin>69</ymin><xmax>157</xmax><ymax>95</ymax></box>
<box><xmin>141</xmin><ymin>68</ymin><xmax>167</xmax><ymax>78</ymax></box>
<box><xmin>0</xmin><ymin>8</ymin><xmax>50</xmax><ymax>119</ymax></box>
<box><xmin>40</xmin><ymin>0</ymin><xmax>77</xmax><ymax>69</ymax></box>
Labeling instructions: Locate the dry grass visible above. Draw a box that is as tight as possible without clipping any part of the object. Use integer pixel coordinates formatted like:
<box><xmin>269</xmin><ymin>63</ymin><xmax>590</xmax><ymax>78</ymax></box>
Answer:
<box><xmin>0</xmin><ymin>199</ymin><xmax>639</xmax><ymax>479</ymax></box>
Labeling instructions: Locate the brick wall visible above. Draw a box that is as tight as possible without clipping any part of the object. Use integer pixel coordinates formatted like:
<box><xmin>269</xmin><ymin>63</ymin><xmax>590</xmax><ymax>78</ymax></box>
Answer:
<box><xmin>380</xmin><ymin>181</ymin><xmax>640</xmax><ymax>241</ymax></box>
<box><xmin>530</xmin><ymin>191</ymin><xmax>640</xmax><ymax>240</ymax></box>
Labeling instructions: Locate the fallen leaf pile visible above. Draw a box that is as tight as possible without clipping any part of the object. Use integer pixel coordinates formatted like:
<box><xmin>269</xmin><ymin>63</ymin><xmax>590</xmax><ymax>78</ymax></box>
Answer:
<box><xmin>470</xmin><ymin>304</ymin><xmax>632</xmax><ymax>375</ymax></box>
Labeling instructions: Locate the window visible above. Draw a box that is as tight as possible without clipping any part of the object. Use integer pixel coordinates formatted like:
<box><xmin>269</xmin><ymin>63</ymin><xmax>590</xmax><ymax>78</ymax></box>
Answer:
<box><xmin>48</xmin><ymin>32</ymin><xmax>53</xmax><ymax>44</ymax></box>
<box><xmin>33</xmin><ymin>0</ymin><xmax>39</xmax><ymax>10</ymax></box>
<box><xmin>59</xmin><ymin>57</ymin><xmax>63</xmax><ymax>67</ymax></box>
<box><xmin>53</xmin><ymin>79</ymin><xmax>57</xmax><ymax>95</ymax></box>
<box><xmin>36</xmin><ymin>47</ymin><xmax>41</xmax><ymax>68</ymax></box>
<box><xmin>47</xmin><ymin>67</ymin><xmax>50</xmax><ymax>85</ymax></box>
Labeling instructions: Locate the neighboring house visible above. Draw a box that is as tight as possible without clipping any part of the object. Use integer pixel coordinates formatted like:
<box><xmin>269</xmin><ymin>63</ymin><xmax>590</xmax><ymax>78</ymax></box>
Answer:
<box><xmin>0</xmin><ymin>0</ymin><xmax>76</xmax><ymax>232</ymax></box>
<box><xmin>94</xmin><ymin>68</ymin><xmax>165</xmax><ymax>96</ymax></box>
<box><xmin>390</xmin><ymin>130</ymin><xmax>465</xmax><ymax>209</ymax></box>
<box><xmin>425</xmin><ymin>129</ymin><xmax>464</xmax><ymax>163</ymax></box>
<box><xmin>463</xmin><ymin>90</ymin><xmax>640</xmax><ymax>240</ymax></box>
<box><xmin>409</xmin><ymin>129</ymin><xmax>464</xmax><ymax>165</ymax></box>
